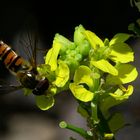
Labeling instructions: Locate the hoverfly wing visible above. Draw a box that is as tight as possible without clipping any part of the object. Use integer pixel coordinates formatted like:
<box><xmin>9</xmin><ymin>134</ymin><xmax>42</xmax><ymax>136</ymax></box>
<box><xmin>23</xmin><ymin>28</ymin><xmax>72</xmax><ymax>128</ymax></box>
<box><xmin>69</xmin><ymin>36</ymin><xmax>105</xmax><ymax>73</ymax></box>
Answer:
<box><xmin>0</xmin><ymin>85</ymin><xmax>23</xmax><ymax>94</ymax></box>
<box><xmin>13</xmin><ymin>15</ymin><xmax>42</xmax><ymax>71</ymax></box>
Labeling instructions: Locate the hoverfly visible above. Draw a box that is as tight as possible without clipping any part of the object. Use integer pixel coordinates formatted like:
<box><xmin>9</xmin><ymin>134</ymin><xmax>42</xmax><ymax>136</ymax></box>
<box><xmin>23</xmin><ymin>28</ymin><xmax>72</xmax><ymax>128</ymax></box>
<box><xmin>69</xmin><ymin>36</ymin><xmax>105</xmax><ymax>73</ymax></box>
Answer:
<box><xmin>0</xmin><ymin>22</ymin><xmax>49</xmax><ymax>96</ymax></box>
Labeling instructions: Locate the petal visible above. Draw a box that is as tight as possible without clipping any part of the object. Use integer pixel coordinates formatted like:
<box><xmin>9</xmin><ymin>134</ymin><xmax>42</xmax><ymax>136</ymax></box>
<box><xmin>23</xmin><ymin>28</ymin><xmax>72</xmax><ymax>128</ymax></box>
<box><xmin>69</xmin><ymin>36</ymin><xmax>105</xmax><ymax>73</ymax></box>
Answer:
<box><xmin>109</xmin><ymin>43</ymin><xmax>134</xmax><ymax>63</ymax></box>
<box><xmin>36</xmin><ymin>95</ymin><xmax>55</xmax><ymax>110</ymax></box>
<box><xmin>69</xmin><ymin>83</ymin><xmax>94</xmax><ymax>102</ymax></box>
<box><xmin>109</xmin><ymin>33</ymin><xmax>132</xmax><ymax>46</ymax></box>
<box><xmin>53</xmin><ymin>60</ymin><xmax>69</xmax><ymax>87</ymax></box>
<box><xmin>45</xmin><ymin>41</ymin><xmax>61</xmax><ymax>71</ymax></box>
<box><xmin>91</xmin><ymin>59</ymin><xmax>118</xmax><ymax>76</ymax></box>
<box><xmin>110</xmin><ymin>85</ymin><xmax>134</xmax><ymax>100</ymax></box>
<box><xmin>84</xmin><ymin>30</ymin><xmax>104</xmax><ymax>50</ymax></box>
<box><xmin>106</xmin><ymin>64</ymin><xmax>138</xmax><ymax>85</ymax></box>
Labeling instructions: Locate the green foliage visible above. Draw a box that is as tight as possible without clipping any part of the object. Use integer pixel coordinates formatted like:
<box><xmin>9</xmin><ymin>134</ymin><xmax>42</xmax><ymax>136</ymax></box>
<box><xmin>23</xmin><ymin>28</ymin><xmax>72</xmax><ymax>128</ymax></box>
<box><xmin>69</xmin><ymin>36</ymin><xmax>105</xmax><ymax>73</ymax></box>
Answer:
<box><xmin>128</xmin><ymin>18</ymin><xmax>140</xmax><ymax>36</ymax></box>
<box><xmin>24</xmin><ymin>24</ymin><xmax>138</xmax><ymax>140</ymax></box>
<box><xmin>130</xmin><ymin>0</ymin><xmax>140</xmax><ymax>12</ymax></box>
<box><xmin>108</xmin><ymin>113</ymin><xmax>125</xmax><ymax>133</ymax></box>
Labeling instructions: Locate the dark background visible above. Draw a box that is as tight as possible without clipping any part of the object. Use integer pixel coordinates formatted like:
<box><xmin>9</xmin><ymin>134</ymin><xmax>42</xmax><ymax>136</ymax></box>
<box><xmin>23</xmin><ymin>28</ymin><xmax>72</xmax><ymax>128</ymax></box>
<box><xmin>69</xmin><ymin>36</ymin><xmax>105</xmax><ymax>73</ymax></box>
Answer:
<box><xmin>0</xmin><ymin>0</ymin><xmax>140</xmax><ymax>140</ymax></box>
<box><xmin>0</xmin><ymin>0</ymin><xmax>139</xmax><ymax>44</ymax></box>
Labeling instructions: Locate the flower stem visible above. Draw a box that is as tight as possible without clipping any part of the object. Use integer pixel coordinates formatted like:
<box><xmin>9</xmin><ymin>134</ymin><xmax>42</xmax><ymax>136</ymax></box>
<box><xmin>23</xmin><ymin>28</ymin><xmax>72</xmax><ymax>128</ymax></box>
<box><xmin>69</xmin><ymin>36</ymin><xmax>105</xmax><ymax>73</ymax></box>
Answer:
<box><xmin>59</xmin><ymin>121</ymin><xmax>92</xmax><ymax>139</ymax></box>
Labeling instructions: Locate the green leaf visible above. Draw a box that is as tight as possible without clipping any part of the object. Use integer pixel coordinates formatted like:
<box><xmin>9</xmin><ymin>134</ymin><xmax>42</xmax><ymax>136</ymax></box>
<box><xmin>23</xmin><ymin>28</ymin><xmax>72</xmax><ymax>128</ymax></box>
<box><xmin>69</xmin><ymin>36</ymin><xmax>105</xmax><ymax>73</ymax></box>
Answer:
<box><xmin>84</xmin><ymin>30</ymin><xmax>104</xmax><ymax>50</ymax></box>
<box><xmin>132</xmin><ymin>1</ymin><xmax>140</xmax><ymax>12</ymax></box>
<box><xmin>69</xmin><ymin>83</ymin><xmax>94</xmax><ymax>102</ymax></box>
<box><xmin>109</xmin><ymin>43</ymin><xmax>134</xmax><ymax>63</ymax></box>
<box><xmin>128</xmin><ymin>21</ymin><xmax>140</xmax><ymax>36</ymax></box>
<box><xmin>53</xmin><ymin>60</ymin><xmax>69</xmax><ymax>87</ymax></box>
<box><xmin>36</xmin><ymin>95</ymin><xmax>54</xmax><ymax>110</ymax></box>
<box><xmin>90</xmin><ymin>59</ymin><xmax>118</xmax><ymax>76</ymax></box>
<box><xmin>106</xmin><ymin>64</ymin><xmax>138</xmax><ymax>85</ymax></box>
<box><xmin>108</xmin><ymin>113</ymin><xmax>125</xmax><ymax>133</ymax></box>
<box><xmin>45</xmin><ymin>40</ymin><xmax>61</xmax><ymax>71</ymax></box>
<box><xmin>109</xmin><ymin>33</ymin><xmax>132</xmax><ymax>46</ymax></box>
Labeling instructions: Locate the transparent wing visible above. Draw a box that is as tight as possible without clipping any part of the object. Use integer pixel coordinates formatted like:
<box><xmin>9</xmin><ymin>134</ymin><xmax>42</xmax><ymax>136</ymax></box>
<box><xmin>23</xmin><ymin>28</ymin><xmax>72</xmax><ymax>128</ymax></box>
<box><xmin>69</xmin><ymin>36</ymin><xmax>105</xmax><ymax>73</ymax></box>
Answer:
<box><xmin>13</xmin><ymin>15</ymin><xmax>40</xmax><ymax>70</ymax></box>
<box><xmin>0</xmin><ymin>85</ymin><xmax>23</xmax><ymax>94</ymax></box>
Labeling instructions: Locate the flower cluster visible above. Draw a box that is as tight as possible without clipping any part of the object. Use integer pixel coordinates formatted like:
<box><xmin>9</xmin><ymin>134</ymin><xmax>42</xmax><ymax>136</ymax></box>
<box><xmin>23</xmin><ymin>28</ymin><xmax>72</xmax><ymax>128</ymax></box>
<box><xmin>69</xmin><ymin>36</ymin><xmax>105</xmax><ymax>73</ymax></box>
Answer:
<box><xmin>34</xmin><ymin>25</ymin><xmax>138</xmax><ymax>139</ymax></box>
<box><xmin>36</xmin><ymin>25</ymin><xmax>137</xmax><ymax>110</ymax></box>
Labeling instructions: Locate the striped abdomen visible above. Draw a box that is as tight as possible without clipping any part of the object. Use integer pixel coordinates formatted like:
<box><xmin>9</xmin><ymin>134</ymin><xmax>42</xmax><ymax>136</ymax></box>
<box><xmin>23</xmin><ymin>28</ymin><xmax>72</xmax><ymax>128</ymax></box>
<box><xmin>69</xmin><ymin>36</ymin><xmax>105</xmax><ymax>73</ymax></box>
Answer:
<box><xmin>0</xmin><ymin>41</ymin><xmax>23</xmax><ymax>73</ymax></box>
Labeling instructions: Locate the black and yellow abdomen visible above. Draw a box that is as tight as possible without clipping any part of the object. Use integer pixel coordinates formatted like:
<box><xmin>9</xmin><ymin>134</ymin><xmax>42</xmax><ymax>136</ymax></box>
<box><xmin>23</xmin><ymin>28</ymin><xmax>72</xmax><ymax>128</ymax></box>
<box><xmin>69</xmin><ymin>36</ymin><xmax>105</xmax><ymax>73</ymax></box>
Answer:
<box><xmin>0</xmin><ymin>41</ymin><xmax>23</xmax><ymax>73</ymax></box>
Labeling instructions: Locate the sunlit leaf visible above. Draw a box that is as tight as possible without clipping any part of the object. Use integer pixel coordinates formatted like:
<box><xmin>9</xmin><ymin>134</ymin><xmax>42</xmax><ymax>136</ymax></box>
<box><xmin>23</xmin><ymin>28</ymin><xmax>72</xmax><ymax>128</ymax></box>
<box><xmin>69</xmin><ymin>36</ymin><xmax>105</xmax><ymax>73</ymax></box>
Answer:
<box><xmin>106</xmin><ymin>64</ymin><xmax>138</xmax><ymax>85</ymax></box>
<box><xmin>84</xmin><ymin>30</ymin><xmax>104</xmax><ymax>50</ymax></box>
<box><xmin>90</xmin><ymin>59</ymin><xmax>118</xmax><ymax>76</ymax></box>
<box><xmin>36</xmin><ymin>95</ymin><xmax>54</xmax><ymax>110</ymax></box>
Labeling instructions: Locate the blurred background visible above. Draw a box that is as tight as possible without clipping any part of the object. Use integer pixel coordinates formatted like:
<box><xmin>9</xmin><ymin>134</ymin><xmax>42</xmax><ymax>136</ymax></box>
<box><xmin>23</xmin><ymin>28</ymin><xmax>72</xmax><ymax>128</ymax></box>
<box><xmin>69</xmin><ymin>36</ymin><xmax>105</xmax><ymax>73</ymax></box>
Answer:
<box><xmin>0</xmin><ymin>0</ymin><xmax>140</xmax><ymax>140</ymax></box>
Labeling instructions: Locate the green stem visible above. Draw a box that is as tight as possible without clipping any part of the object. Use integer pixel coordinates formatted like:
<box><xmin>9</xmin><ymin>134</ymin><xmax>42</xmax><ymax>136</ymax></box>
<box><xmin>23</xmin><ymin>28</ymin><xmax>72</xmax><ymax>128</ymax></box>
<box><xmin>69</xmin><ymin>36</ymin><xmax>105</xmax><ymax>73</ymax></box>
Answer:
<box><xmin>97</xmin><ymin>108</ymin><xmax>115</xmax><ymax>140</ymax></box>
<box><xmin>59</xmin><ymin>121</ymin><xmax>92</xmax><ymax>139</ymax></box>
<box><xmin>87</xmin><ymin>100</ymin><xmax>114</xmax><ymax>140</ymax></box>
<box><xmin>91</xmin><ymin>102</ymin><xmax>100</xmax><ymax>124</ymax></box>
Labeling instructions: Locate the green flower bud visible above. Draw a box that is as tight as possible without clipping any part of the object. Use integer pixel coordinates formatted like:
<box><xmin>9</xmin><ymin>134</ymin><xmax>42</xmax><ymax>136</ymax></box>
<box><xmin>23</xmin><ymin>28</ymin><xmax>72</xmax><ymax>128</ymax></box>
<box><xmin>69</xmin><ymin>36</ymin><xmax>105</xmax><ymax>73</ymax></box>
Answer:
<box><xmin>54</xmin><ymin>33</ymin><xmax>75</xmax><ymax>55</ymax></box>
<box><xmin>76</xmin><ymin>40</ymin><xmax>91</xmax><ymax>57</ymax></box>
<box><xmin>74</xmin><ymin>24</ymin><xmax>86</xmax><ymax>45</ymax></box>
